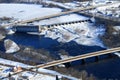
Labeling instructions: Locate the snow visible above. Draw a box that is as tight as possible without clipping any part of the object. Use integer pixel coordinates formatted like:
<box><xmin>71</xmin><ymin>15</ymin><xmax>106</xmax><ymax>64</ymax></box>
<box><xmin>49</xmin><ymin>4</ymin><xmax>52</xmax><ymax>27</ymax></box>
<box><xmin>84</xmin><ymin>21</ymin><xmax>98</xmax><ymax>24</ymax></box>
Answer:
<box><xmin>6</xmin><ymin>29</ymin><xmax>15</xmax><ymax>35</ymax></box>
<box><xmin>31</xmin><ymin>13</ymin><xmax>105</xmax><ymax>47</ymax></box>
<box><xmin>93</xmin><ymin>0</ymin><xmax>119</xmax><ymax>5</ymax></box>
<box><xmin>28</xmin><ymin>74</ymin><xmax>55</xmax><ymax>80</ymax></box>
<box><xmin>0</xmin><ymin>3</ymin><xmax>61</xmax><ymax>21</ymax></box>
<box><xmin>96</xmin><ymin>2</ymin><xmax>120</xmax><ymax>11</ymax></box>
<box><xmin>0</xmin><ymin>3</ymin><xmax>103</xmax><ymax>47</ymax></box>
<box><xmin>0</xmin><ymin>58</ymin><xmax>78</xmax><ymax>80</ymax></box>
<box><xmin>114</xmin><ymin>52</ymin><xmax>120</xmax><ymax>57</ymax></box>
<box><xmin>4</xmin><ymin>39</ymin><xmax>20</xmax><ymax>53</ymax></box>
<box><xmin>0</xmin><ymin>1</ymin><xmax>115</xmax><ymax>79</ymax></box>
<box><xmin>0</xmin><ymin>58</ymin><xmax>32</xmax><ymax>68</ymax></box>
<box><xmin>38</xmin><ymin>68</ymin><xmax>78</xmax><ymax>80</ymax></box>
<box><xmin>88</xmin><ymin>2</ymin><xmax>120</xmax><ymax>19</ymax></box>
<box><xmin>0</xmin><ymin>3</ymin><xmax>106</xmax><ymax>48</ymax></box>
<box><xmin>21</xmin><ymin>72</ymin><xmax>55</xmax><ymax>80</ymax></box>
<box><xmin>0</xmin><ymin>2</ymin><xmax>118</xmax><ymax>80</ymax></box>
<box><xmin>64</xmin><ymin>2</ymin><xmax>80</xmax><ymax>8</ymax></box>
<box><xmin>43</xmin><ymin>0</ymin><xmax>71</xmax><ymax>9</ymax></box>
<box><xmin>34</xmin><ymin>14</ymin><xmax>89</xmax><ymax>25</ymax></box>
<box><xmin>0</xmin><ymin>34</ymin><xmax>5</xmax><ymax>40</ymax></box>
<box><xmin>113</xmin><ymin>26</ymin><xmax>120</xmax><ymax>31</ymax></box>
<box><xmin>112</xmin><ymin>26</ymin><xmax>120</xmax><ymax>35</ymax></box>
<box><xmin>37</xmin><ymin>22</ymin><xmax>105</xmax><ymax>47</ymax></box>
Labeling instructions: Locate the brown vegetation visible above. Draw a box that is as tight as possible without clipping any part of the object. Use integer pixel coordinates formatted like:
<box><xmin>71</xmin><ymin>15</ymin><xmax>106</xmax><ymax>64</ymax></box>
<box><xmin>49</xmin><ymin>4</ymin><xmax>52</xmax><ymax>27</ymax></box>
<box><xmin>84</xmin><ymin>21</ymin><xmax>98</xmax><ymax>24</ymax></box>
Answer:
<box><xmin>14</xmin><ymin>45</ymin><xmax>55</xmax><ymax>64</ymax></box>
<box><xmin>0</xmin><ymin>27</ymin><xmax>6</xmax><ymax>35</ymax></box>
<box><xmin>0</xmin><ymin>45</ymin><xmax>55</xmax><ymax>65</ymax></box>
<box><xmin>63</xmin><ymin>34</ymin><xmax>70</xmax><ymax>40</ymax></box>
<box><xmin>49</xmin><ymin>67</ymin><xmax>97</xmax><ymax>80</ymax></box>
<box><xmin>100</xmin><ymin>23</ymin><xmax>120</xmax><ymax>48</ymax></box>
<box><xmin>0</xmin><ymin>50</ymin><xmax>37</xmax><ymax>65</ymax></box>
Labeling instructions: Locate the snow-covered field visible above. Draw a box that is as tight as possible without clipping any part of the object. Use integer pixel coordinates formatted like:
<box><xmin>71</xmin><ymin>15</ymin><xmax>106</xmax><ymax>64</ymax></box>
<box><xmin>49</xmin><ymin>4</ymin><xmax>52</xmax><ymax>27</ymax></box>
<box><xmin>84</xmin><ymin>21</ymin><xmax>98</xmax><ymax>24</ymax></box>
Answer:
<box><xmin>0</xmin><ymin>3</ymin><xmax>61</xmax><ymax>21</ymax></box>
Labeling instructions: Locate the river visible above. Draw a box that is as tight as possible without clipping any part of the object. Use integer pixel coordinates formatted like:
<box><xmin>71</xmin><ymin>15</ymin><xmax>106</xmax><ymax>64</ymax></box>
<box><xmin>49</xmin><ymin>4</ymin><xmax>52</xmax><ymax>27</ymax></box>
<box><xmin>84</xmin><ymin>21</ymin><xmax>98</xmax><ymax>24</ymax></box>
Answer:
<box><xmin>0</xmin><ymin>32</ymin><xmax>118</xmax><ymax>79</ymax></box>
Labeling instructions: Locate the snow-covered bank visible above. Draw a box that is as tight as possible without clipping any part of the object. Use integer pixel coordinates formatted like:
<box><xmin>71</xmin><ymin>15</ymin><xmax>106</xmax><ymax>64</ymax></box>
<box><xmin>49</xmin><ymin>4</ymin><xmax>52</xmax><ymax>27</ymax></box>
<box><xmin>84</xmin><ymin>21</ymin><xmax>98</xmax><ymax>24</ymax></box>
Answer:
<box><xmin>4</xmin><ymin>39</ymin><xmax>20</xmax><ymax>53</ymax></box>
<box><xmin>0</xmin><ymin>58</ymin><xmax>78</xmax><ymax>80</ymax></box>
<box><xmin>0</xmin><ymin>58</ymin><xmax>32</xmax><ymax>68</ymax></box>
<box><xmin>89</xmin><ymin>2</ymin><xmax>120</xmax><ymax>18</ymax></box>
<box><xmin>38</xmin><ymin>68</ymin><xmax>78</xmax><ymax>80</ymax></box>
<box><xmin>0</xmin><ymin>3</ymin><xmax>61</xmax><ymax>21</ymax></box>
<box><xmin>114</xmin><ymin>52</ymin><xmax>120</xmax><ymax>57</ymax></box>
<box><xmin>0</xmin><ymin>34</ymin><xmax>5</xmax><ymax>40</ymax></box>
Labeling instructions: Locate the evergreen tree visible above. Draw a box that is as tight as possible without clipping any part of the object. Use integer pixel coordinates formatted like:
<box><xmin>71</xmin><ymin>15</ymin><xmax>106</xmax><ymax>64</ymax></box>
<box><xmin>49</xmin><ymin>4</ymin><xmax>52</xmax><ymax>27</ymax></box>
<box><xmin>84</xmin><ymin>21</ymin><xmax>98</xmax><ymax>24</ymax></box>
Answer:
<box><xmin>56</xmin><ymin>75</ymin><xmax>59</xmax><ymax>80</ymax></box>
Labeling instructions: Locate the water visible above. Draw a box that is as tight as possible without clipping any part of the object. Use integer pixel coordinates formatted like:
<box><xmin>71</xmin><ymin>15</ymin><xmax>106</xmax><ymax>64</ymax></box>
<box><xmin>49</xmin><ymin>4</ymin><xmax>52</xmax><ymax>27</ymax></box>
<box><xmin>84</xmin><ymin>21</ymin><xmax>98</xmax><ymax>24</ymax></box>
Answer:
<box><xmin>0</xmin><ymin>32</ymin><xmax>120</xmax><ymax>79</ymax></box>
<box><xmin>0</xmin><ymin>41</ymin><xmax>5</xmax><ymax>52</ymax></box>
<box><xmin>5</xmin><ymin>32</ymin><xmax>60</xmax><ymax>49</ymax></box>
<box><xmin>76</xmin><ymin>57</ymin><xmax>120</xmax><ymax>79</ymax></box>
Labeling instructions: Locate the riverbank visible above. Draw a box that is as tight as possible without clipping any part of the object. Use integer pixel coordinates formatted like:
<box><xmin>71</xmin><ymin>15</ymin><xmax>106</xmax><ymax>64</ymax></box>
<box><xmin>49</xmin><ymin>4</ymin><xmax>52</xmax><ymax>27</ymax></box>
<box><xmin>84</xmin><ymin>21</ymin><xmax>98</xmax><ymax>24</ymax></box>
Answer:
<box><xmin>100</xmin><ymin>21</ymin><xmax>120</xmax><ymax>48</ymax></box>
<box><xmin>0</xmin><ymin>45</ymin><xmax>57</xmax><ymax>65</ymax></box>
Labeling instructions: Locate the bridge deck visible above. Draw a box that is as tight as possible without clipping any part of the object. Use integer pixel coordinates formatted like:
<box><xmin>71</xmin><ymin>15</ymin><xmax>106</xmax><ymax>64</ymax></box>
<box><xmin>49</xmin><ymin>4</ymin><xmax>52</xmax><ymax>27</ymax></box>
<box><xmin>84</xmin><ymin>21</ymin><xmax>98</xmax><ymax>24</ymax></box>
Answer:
<box><xmin>42</xmin><ymin>1</ymin><xmax>120</xmax><ymax>23</ymax></box>
<box><xmin>34</xmin><ymin>47</ymin><xmax>120</xmax><ymax>69</ymax></box>
<box><xmin>79</xmin><ymin>12</ymin><xmax>120</xmax><ymax>23</ymax></box>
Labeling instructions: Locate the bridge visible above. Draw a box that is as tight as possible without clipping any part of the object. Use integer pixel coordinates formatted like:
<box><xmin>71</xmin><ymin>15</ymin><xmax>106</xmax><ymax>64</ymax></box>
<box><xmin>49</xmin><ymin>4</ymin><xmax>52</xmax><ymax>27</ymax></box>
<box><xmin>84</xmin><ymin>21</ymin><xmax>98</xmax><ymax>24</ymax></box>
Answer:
<box><xmin>47</xmin><ymin>1</ymin><xmax>120</xmax><ymax>23</ymax></box>
<box><xmin>16</xmin><ymin>2</ymin><xmax>120</xmax><ymax>24</ymax></box>
<box><xmin>2</xmin><ymin>2</ymin><xmax>119</xmax><ymax>28</ymax></box>
<box><xmin>1</xmin><ymin>47</ymin><xmax>120</xmax><ymax>79</ymax></box>
<box><xmin>33</xmin><ymin>47</ymin><xmax>120</xmax><ymax>69</ymax></box>
<box><xmin>12</xmin><ymin>19</ymin><xmax>91</xmax><ymax>32</ymax></box>
<box><xmin>79</xmin><ymin>11</ymin><xmax>120</xmax><ymax>23</ymax></box>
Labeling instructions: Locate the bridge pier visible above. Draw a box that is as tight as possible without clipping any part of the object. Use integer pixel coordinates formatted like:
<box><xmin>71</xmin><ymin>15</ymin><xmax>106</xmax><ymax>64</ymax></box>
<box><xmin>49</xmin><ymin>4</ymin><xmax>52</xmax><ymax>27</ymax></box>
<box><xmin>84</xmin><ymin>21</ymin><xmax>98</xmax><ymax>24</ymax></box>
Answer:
<box><xmin>63</xmin><ymin>62</ymin><xmax>71</xmax><ymax>68</ymax></box>
<box><xmin>108</xmin><ymin>53</ymin><xmax>113</xmax><ymax>58</ymax></box>
<box><xmin>95</xmin><ymin>56</ymin><xmax>99</xmax><ymax>62</ymax></box>
<box><xmin>81</xmin><ymin>59</ymin><xmax>85</xmax><ymax>65</ymax></box>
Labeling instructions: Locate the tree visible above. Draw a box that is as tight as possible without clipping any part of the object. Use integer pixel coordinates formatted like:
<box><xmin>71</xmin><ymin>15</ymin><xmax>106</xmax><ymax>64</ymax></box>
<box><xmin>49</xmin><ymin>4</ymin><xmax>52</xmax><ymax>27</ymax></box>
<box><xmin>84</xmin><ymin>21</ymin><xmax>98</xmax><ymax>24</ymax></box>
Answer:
<box><xmin>56</xmin><ymin>75</ymin><xmax>59</xmax><ymax>80</ymax></box>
